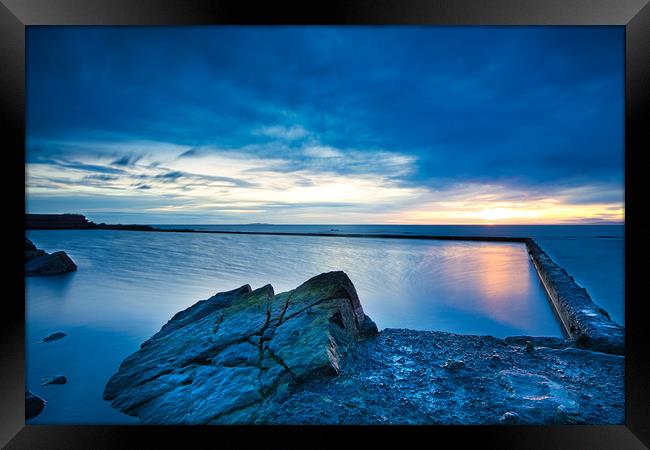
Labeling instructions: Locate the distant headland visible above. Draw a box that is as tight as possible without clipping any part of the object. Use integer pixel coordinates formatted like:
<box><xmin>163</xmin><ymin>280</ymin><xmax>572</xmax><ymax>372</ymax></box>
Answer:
<box><xmin>26</xmin><ymin>213</ymin><xmax>156</xmax><ymax>231</ymax></box>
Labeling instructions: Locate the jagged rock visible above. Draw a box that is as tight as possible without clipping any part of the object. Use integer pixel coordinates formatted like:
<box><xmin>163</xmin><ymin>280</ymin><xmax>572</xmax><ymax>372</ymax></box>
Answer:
<box><xmin>25</xmin><ymin>238</ymin><xmax>46</xmax><ymax>262</ymax></box>
<box><xmin>103</xmin><ymin>271</ymin><xmax>378</xmax><ymax>424</ymax></box>
<box><xmin>41</xmin><ymin>331</ymin><xmax>67</xmax><ymax>343</ymax></box>
<box><xmin>25</xmin><ymin>238</ymin><xmax>77</xmax><ymax>276</ymax></box>
<box><xmin>41</xmin><ymin>375</ymin><xmax>68</xmax><ymax>385</ymax></box>
<box><xmin>25</xmin><ymin>391</ymin><xmax>45</xmax><ymax>419</ymax></box>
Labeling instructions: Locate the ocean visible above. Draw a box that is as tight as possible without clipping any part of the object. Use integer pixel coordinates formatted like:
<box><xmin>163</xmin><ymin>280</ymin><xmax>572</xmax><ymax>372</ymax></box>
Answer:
<box><xmin>25</xmin><ymin>224</ymin><xmax>623</xmax><ymax>424</ymax></box>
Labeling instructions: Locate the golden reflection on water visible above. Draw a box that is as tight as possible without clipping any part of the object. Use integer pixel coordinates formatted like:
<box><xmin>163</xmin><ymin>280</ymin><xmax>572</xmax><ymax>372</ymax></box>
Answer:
<box><xmin>475</xmin><ymin>244</ymin><xmax>534</xmax><ymax>330</ymax></box>
<box><xmin>426</xmin><ymin>243</ymin><xmax>539</xmax><ymax>331</ymax></box>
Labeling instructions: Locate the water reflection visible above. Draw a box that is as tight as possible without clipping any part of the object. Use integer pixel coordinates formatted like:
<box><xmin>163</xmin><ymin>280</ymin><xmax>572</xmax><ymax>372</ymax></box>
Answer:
<box><xmin>476</xmin><ymin>245</ymin><xmax>533</xmax><ymax>330</ymax></box>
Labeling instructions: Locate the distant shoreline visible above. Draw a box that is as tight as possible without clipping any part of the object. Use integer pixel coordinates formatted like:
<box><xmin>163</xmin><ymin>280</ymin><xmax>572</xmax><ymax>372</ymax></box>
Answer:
<box><xmin>25</xmin><ymin>214</ymin><xmax>621</xmax><ymax>243</ymax></box>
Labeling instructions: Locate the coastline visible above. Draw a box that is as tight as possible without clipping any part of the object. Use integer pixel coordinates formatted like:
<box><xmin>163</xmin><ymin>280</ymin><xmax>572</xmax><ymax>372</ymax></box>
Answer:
<box><xmin>25</xmin><ymin>215</ymin><xmax>625</xmax><ymax>424</ymax></box>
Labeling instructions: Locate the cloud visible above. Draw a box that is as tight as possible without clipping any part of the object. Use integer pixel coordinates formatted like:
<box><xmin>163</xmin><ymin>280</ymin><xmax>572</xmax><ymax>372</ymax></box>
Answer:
<box><xmin>154</xmin><ymin>171</ymin><xmax>185</xmax><ymax>181</ymax></box>
<box><xmin>302</xmin><ymin>145</ymin><xmax>343</xmax><ymax>159</ymax></box>
<box><xmin>255</xmin><ymin>125</ymin><xmax>309</xmax><ymax>141</ymax></box>
<box><xmin>177</xmin><ymin>147</ymin><xmax>202</xmax><ymax>158</ymax></box>
<box><xmin>25</xmin><ymin>27</ymin><xmax>624</xmax><ymax>224</ymax></box>
<box><xmin>83</xmin><ymin>174</ymin><xmax>119</xmax><ymax>181</ymax></box>
<box><xmin>38</xmin><ymin>158</ymin><xmax>128</xmax><ymax>175</ymax></box>
<box><xmin>111</xmin><ymin>153</ymin><xmax>142</xmax><ymax>166</ymax></box>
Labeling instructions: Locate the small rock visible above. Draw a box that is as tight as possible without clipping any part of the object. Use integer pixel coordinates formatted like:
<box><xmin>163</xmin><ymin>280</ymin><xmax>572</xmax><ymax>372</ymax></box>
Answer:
<box><xmin>41</xmin><ymin>331</ymin><xmax>67</xmax><ymax>343</ymax></box>
<box><xmin>25</xmin><ymin>391</ymin><xmax>46</xmax><ymax>419</ymax></box>
<box><xmin>499</xmin><ymin>411</ymin><xmax>521</xmax><ymax>424</ymax></box>
<box><xmin>41</xmin><ymin>375</ymin><xmax>68</xmax><ymax>386</ymax></box>
<box><xmin>442</xmin><ymin>359</ymin><xmax>465</xmax><ymax>371</ymax></box>
<box><xmin>25</xmin><ymin>240</ymin><xmax>77</xmax><ymax>276</ymax></box>
<box><xmin>525</xmin><ymin>341</ymin><xmax>535</xmax><ymax>353</ymax></box>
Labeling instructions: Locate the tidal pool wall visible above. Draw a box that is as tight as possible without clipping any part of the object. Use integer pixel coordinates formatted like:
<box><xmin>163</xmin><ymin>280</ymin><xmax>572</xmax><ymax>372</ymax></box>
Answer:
<box><xmin>524</xmin><ymin>238</ymin><xmax>624</xmax><ymax>355</ymax></box>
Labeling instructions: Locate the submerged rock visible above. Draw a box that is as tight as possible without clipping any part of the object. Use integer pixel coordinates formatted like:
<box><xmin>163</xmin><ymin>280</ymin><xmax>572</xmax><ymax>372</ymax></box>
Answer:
<box><xmin>41</xmin><ymin>375</ymin><xmax>68</xmax><ymax>386</ymax></box>
<box><xmin>41</xmin><ymin>331</ymin><xmax>67</xmax><ymax>343</ymax></box>
<box><xmin>25</xmin><ymin>238</ymin><xmax>77</xmax><ymax>276</ymax></box>
<box><xmin>104</xmin><ymin>271</ymin><xmax>378</xmax><ymax>424</ymax></box>
<box><xmin>25</xmin><ymin>391</ymin><xmax>45</xmax><ymax>419</ymax></box>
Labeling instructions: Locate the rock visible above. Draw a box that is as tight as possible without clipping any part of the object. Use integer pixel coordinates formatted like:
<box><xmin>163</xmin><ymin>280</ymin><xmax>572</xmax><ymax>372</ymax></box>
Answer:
<box><xmin>499</xmin><ymin>411</ymin><xmax>521</xmax><ymax>424</ymax></box>
<box><xmin>41</xmin><ymin>331</ymin><xmax>67</xmax><ymax>343</ymax></box>
<box><xmin>41</xmin><ymin>375</ymin><xmax>67</xmax><ymax>385</ymax></box>
<box><xmin>270</xmin><ymin>328</ymin><xmax>624</xmax><ymax>425</ymax></box>
<box><xmin>26</xmin><ymin>251</ymin><xmax>77</xmax><ymax>276</ymax></box>
<box><xmin>25</xmin><ymin>238</ymin><xmax>46</xmax><ymax>262</ymax></box>
<box><xmin>25</xmin><ymin>238</ymin><xmax>77</xmax><ymax>276</ymax></box>
<box><xmin>103</xmin><ymin>271</ymin><xmax>378</xmax><ymax>424</ymax></box>
<box><xmin>25</xmin><ymin>391</ymin><xmax>45</xmax><ymax>419</ymax></box>
<box><xmin>442</xmin><ymin>359</ymin><xmax>465</xmax><ymax>371</ymax></box>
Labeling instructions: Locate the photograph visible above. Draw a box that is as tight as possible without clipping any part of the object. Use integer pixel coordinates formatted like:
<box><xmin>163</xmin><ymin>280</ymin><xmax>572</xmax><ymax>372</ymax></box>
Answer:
<box><xmin>23</xmin><ymin>25</ymin><xmax>626</xmax><ymax>426</ymax></box>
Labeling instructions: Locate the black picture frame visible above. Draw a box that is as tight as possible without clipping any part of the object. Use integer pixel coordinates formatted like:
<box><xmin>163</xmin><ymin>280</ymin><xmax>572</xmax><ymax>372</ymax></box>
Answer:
<box><xmin>2</xmin><ymin>0</ymin><xmax>649</xmax><ymax>448</ymax></box>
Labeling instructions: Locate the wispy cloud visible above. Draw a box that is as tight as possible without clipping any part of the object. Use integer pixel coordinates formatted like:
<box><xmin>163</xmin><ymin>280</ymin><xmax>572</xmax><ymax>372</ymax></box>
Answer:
<box><xmin>255</xmin><ymin>125</ymin><xmax>309</xmax><ymax>141</ymax></box>
<box><xmin>111</xmin><ymin>153</ymin><xmax>142</xmax><ymax>166</ymax></box>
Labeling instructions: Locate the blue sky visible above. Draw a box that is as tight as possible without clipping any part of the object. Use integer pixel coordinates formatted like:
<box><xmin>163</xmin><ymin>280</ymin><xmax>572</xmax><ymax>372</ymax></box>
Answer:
<box><xmin>26</xmin><ymin>26</ymin><xmax>624</xmax><ymax>224</ymax></box>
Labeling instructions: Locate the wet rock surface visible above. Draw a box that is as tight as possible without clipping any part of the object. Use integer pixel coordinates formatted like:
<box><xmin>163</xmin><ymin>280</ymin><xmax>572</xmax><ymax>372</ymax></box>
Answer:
<box><xmin>269</xmin><ymin>328</ymin><xmax>624</xmax><ymax>424</ymax></box>
<box><xmin>103</xmin><ymin>271</ymin><xmax>378</xmax><ymax>424</ymax></box>
<box><xmin>25</xmin><ymin>238</ymin><xmax>77</xmax><ymax>276</ymax></box>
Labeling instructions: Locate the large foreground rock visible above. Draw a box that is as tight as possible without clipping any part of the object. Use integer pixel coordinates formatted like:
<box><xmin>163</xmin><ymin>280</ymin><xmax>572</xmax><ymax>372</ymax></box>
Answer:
<box><xmin>103</xmin><ymin>271</ymin><xmax>378</xmax><ymax>424</ymax></box>
<box><xmin>25</xmin><ymin>238</ymin><xmax>77</xmax><ymax>276</ymax></box>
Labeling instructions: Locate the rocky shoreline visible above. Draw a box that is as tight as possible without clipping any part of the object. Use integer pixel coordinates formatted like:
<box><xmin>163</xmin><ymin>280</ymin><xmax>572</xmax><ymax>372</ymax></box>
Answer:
<box><xmin>102</xmin><ymin>271</ymin><xmax>624</xmax><ymax>425</ymax></box>
<box><xmin>269</xmin><ymin>328</ymin><xmax>623</xmax><ymax>424</ymax></box>
<box><xmin>26</xmin><ymin>224</ymin><xmax>624</xmax><ymax>424</ymax></box>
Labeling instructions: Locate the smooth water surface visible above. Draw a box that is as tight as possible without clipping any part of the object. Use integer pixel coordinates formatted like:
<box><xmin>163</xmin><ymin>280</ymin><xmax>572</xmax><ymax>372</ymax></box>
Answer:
<box><xmin>26</xmin><ymin>228</ymin><xmax>563</xmax><ymax>423</ymax></box>
<box><xmin>158</xmin><ymin>224</ymin><xmax>624</xmax><ymax>325</ymax></box>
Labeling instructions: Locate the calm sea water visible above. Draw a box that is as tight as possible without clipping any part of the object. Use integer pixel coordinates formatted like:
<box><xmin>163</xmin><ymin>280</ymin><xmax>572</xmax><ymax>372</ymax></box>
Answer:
<box><xmin>25</xmin><ymin>224</ymin><xmax>623</xmax><ymax>424</ymax></box>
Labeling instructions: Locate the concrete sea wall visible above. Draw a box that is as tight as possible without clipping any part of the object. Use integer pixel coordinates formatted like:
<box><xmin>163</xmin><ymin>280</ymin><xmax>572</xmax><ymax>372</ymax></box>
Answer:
<box><xmin>524</xmin><ymin>238</ymin><xmax>624</xmax><ymax>355</ymax></box>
